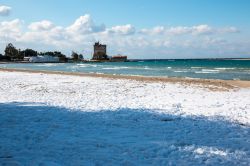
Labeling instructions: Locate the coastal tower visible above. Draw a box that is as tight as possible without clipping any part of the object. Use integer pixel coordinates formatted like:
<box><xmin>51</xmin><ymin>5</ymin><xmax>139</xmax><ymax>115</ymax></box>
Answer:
<box><xmin>92</xmin><ymin>42</ymin><xmax>108</xmax><ymax>60</ymax></box>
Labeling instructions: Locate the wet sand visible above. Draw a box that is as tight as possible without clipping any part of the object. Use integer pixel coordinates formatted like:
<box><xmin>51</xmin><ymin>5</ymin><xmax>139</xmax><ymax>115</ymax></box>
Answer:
<box><xmin>1</xmin><ymin>68</ymin><xmax>250</xmax><ymax>91</ymax></box>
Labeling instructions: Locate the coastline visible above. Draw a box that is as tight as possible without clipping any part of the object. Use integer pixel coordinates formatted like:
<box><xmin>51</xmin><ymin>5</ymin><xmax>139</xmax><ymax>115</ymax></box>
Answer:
<box><xmin>1</xmin><ymin>67</ymin><xmax>250</xmax><ymax>90</ymax></box>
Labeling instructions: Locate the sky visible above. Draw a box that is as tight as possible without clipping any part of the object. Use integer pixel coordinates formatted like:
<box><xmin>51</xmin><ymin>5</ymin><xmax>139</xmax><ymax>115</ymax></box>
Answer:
<box><xmin>0</xmin><ymin>0</ymin><xmax>250</xmax><ymax>59</ymax></box>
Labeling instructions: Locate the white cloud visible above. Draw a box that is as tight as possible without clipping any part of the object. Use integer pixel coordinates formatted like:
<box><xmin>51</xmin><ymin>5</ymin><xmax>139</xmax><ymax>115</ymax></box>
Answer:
<box><xmin>168</xmin><ymin>24</ymin><xmax>213</xmax><ymax>35</ymax></box>
<box><xmin>20</xmin><ymin>26</ymin><xmax>69</xmax><ymax>49</ymax></box>
<box><xmin>141</xmin><ymin>25</ymin><xmax>238</xmax><ymax>36</ymax></box>
<box><xmin>66</xmin><ymin>14</ymin><xmax>105</xmax><ymax>34</ymax></box>
<box><xmin>168</xmin><ymin>26</ymin><xmax>192</xmax><ymax>35</ymax></box>
<box><xmin>219</xmin><ymin>27</ymin><xmax>239</xmax><ymax>33</ymax></box>
<box><xmin>0</xmin><ymin>5</ymin><xmax>11</xmax><ymax>16</ymax></box>
<box><xmin>0</xmin><ymin>19</ymin><xmax>22</xmax><ymax>40</ymax></box>
<box><xmin>192</xmin><ymin>25</ymin><xmax>212</xmax><ymax>35</ymax></box>
<box><xmin>141</xmin><ymin>25</ymin><xmax>213</xmax><ymax>35</ymax></box>
<box><xmin>28</xmin><ymin>20</ymin><xmax>55</xmax><ymax>31</ymax></box>
<box><xmin>140</xmin><ymin>26</ymin><xmax>165</xmax><ymax>35</ymax></box>
<box><xmin>108</xmin><ymin>24</ymin><xmax>135</xmax><ymax>35</ymax></box>
<box><xmin>0</xmin><ymin>14</ymin><xmax>247</xmax><ymax>58</ymax></box>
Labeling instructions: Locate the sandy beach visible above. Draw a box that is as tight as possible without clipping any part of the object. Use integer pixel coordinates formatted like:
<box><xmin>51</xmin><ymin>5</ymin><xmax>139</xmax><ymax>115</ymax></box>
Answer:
<box><xmin>1</xmin><ymin>68</ymin><xmax>250</xmax><ymax>91</ymax></box>
<box><xmin>1</xmin><ymin>0</ymin><xmax>250</xmax><ymax>164</ymax></box>
<box><xmin>0</xmin><ymin>69</ymin><xmax>250</xmax><ymax>165</ymax></box>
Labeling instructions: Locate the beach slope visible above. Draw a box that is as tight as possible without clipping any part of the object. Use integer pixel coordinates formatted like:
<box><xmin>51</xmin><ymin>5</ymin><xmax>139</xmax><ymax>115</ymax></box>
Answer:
<box><xmin>0</xmin><ymin>70</ymin><xmax>250</xmax><ymax>165</ymax></box>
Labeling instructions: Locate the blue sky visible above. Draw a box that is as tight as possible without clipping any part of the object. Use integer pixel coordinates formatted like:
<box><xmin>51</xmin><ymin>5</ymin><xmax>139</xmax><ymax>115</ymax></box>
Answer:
<box><xmin>0</xmin><ymin>0</ymin><xmax>250</xmax><ymax>59</ymax></box>
<box><xmin>2</xmin><ymin>0</ymin><xmax>250</xmax><ymax>28</ymax></box>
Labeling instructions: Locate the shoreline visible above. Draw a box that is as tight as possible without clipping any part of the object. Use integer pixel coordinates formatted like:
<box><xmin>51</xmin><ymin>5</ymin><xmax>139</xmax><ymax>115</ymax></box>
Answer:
<box><xmin>1</xmin><ymin>66</ymin><xmax>250</xmax><ymax>164</ymax></box>
<box><xmin>1</xmin><ymin>68</ymin><xmax>250</xmax><ymax>90</ymax></box>
<box><xmin>1</xmin><ymin>58</ymin><xmax>250</xmax><ymax>63</ymax></box>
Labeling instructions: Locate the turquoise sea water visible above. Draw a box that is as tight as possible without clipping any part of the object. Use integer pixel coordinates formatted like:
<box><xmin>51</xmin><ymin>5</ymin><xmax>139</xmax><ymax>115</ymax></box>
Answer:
<box><xmin>1</xmin><ymin>59</ymin><xmax>250</xmax><ymax>80</ymax></box>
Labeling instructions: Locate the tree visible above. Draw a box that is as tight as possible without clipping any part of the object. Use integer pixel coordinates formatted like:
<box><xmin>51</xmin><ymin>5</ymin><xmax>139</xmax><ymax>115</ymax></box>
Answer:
<box><xmin>53</xmin><ymin>51</ymin><xmax>66</xmax><ymax>58</ymax></box>
<box><xmin>78</xmin><ymin>54</ymin><xmax>84</xmax><ymax>60</ymax></box>
<box><xmin>40</xmin><ymin>51</ymin><xmax>54</xmax><ymax>56</ymax></box>
<box><xmin>21</xmin><ymin>49</ymin><xmax>38</xmax><ymax>57</ymax></box>
<box><xmin>71</xmin><ymin>51</ymin><xmax>79</xmax><ymax>60</ymax></box>
<box><xmin>39</xmin><ymin>51</ymin><xmax>65</xmax><ymax>57</ymax></box>
<box><xmin>4</xmin><ymin>43</ymin><xmax>19</xmax><ymax>59</ymax></box>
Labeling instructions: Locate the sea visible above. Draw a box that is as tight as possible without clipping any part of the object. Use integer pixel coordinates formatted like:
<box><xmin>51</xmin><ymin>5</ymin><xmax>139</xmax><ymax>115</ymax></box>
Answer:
<box><xmin>1</xmin><ymin>59</ymin><xmax>250</xmax><ymax>80</ymax></box>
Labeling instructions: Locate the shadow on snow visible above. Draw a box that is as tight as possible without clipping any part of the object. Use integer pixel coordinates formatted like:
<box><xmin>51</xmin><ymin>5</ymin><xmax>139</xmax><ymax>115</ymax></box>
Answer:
<box><xmin>0</xmin><ymin>102</ymin><xmax>249</xmax><ymax>165</ymax></box>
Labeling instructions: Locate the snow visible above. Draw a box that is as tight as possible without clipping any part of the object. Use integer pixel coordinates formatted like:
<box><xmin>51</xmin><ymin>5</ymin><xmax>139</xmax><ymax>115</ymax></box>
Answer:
<box><xmin>0</xmin><ymin>71</ymin><xmax>249</xmax><ymax>165</ymax></box>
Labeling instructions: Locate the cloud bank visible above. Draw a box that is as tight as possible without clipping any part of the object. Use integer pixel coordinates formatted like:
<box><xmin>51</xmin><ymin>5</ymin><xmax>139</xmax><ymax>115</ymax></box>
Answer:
<box><xmin>0</xmin><ymin>14</ymin><xmax>249</xmax><ymax>59</ymax></box>
<box><xmin>0</xmin><ymin>5</ymin><xmax>11</xmax><ymax>16</ymax></box>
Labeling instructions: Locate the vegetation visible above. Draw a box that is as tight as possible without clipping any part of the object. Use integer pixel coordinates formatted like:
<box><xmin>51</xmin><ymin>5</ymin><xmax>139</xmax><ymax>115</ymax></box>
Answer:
<box><xmin>1</xmin><ymin>43</ymin><xmax>84</xmax><ymax>62</ymax></box>
<box><xmin>4</xmin><ymin>43</ymin><xmax>20</xmax><ymax>60</ymax></box>
<box><xmin>20</xmin><ymin>49</ymin><xmax>38</xmax><ymax>57</ymax></box>
<box><xmin>39</xmin><ymin>51</ymin><xmax>65</xmax><ymax>57</ymax></box>
<box><xmin>71</xmin><ymin>51</ymin><xmax>84</xmax><ymax>61</ymax></box>
<box><xmin>0</xmin><ymin>52</ymin><xmax>11</xmax><ymax>61</ymax></box>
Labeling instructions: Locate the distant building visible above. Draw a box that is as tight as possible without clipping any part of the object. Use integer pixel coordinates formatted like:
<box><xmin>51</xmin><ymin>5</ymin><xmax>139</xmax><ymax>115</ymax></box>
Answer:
<box><xmin>23</xmin><ymin>56</ymin><xmax>31</xmax><ymax>62</ymax></box>
<box><xmin>29</xmin><ymin>55</ymin><xmax>59</xmax><ymax>63</ymax></box>
<box><xmin>111</xmin><ymin>55</ymin><xmax>128</xmax><ymax>62</ymax></box>
<box><xmin>92</xmin><ymin>42</ymin><xmax>108</xmax><ymax>60</ymax></box>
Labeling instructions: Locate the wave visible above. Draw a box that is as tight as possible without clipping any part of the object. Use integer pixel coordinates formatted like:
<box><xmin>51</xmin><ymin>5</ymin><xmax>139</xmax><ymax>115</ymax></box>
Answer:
<box><xmin>102</xmin><ymin>66</ymin><xmax>129</xmax><ymax>70</ymax></box>
<box><xmin>76</xmin><ymin>64</ymin><xmax>88</xmax><ymax>68</ymax></box>
<box><xmin>202</xmin><ymin>69</ymin><xmax>220</xmax><ymax>72</ymax></box>
<box><xmin>214</xmin><ymin>68</ymin><xmax>236</xmax><ymax>70</ymax></box>
<box><xmin>76</xmin><ymin>64</ymin><xmax>98</xmax><ymax>68</ymax></box>
<box><xmin>89</xmin><ymin>64</ymin><xmax>98</xmax><ymax>68</ymax></box>
<box><xmin>195</xmin><ymin>71</ymin><xmax>219</xmax><ymax>74</ymax></box>
<box><xmin>144</xmin><ymin>66</ymin><xmax>152</xmax><ymax>70</ymax></box>
<box><xmin>102</xmin><ymin>67</ymin><xmax>120</xmax><ymax>70</ymax></box>
<box><xmin>174</xmin><ymin>70</ymin><xmax>189</xmax><ymax>73</ymax></box>
<box><xmin>191</xmin><ymin>67</ymin><xmax>203</xmax><ymax>69</ymax></box>
<box><xmin>194</xmin><ymin>69</ymin><xmax>220</xmax><ymax>74</ymax></box>
<box><xmin>35</xmin><ymin>64</ymin><xmax>59</xmax><ymax>67</ymax></box>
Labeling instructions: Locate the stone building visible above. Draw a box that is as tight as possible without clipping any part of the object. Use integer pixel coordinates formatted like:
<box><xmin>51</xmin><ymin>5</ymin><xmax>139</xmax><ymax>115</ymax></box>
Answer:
<box><xmin>110</xmin><ymin>55</ymin><xmax>128</xmax><ymax>62</ymax></box>
<box><xmin>92</xmin><ymin>42</ymin><xmax>108</xmax><ymax>60</ymax></box>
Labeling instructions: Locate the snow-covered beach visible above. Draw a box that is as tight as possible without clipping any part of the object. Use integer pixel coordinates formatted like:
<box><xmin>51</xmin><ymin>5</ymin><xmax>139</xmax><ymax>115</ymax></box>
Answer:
<box><xmin>0</xmin><ymin>70</ymin><xmax>250</xmax><ymax>165</ymax></box>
